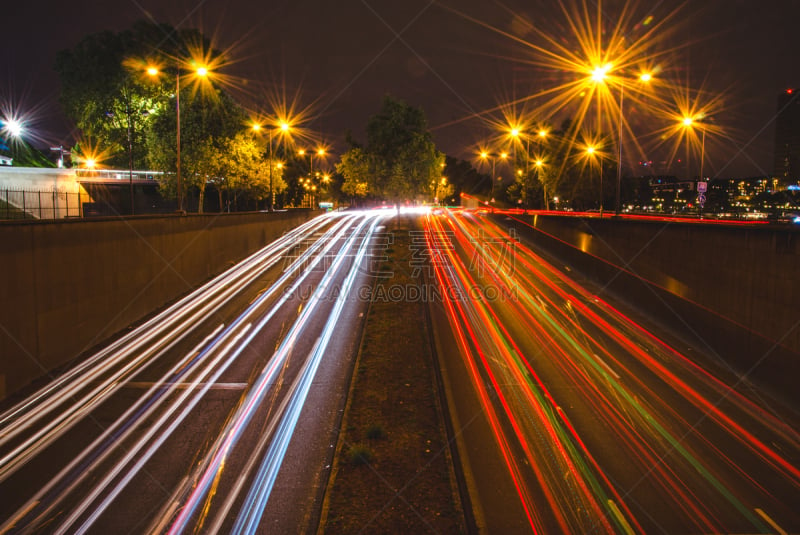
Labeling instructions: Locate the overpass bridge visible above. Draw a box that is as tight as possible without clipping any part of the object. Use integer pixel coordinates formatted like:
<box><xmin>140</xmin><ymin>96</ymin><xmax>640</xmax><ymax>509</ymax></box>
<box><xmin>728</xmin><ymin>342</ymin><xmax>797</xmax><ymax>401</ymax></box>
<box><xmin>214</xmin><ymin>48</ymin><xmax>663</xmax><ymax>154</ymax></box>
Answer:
<box><xmin>0</xmin><ymin>166</ymin><xmax>162</xmax><ymax>219</ymax></box>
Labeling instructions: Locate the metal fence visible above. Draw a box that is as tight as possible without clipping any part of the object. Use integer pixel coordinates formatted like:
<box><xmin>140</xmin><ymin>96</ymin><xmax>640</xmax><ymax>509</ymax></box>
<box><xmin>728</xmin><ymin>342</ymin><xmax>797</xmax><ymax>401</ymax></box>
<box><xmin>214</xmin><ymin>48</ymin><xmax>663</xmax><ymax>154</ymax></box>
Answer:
<box><xmin>0</xmin><ymin>189</ymin><xmax>91</xmax><ymax>220</ymax></box>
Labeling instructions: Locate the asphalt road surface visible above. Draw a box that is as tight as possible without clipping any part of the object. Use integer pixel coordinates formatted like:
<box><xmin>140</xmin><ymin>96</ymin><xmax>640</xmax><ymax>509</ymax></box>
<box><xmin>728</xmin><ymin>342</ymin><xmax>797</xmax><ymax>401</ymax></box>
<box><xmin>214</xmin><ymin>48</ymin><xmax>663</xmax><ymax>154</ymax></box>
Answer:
<box><xmin>426</xmin><ymin>208</ymin><xmax>800</xmax><ymax>534</ymax></box>
<box><xmin>0</xmin><ymin>209</ymin><xmax>390</xmax><ymax>534</ymax></box>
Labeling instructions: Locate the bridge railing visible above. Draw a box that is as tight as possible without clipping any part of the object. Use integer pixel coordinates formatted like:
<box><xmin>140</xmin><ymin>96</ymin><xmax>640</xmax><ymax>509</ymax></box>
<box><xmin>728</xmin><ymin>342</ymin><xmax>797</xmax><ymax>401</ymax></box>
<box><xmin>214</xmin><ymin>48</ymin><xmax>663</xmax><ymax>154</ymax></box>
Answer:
<box><xmin>0</xmin><ymin>188</ymin><xmax>91</xmax><ymax>220</ymax></box>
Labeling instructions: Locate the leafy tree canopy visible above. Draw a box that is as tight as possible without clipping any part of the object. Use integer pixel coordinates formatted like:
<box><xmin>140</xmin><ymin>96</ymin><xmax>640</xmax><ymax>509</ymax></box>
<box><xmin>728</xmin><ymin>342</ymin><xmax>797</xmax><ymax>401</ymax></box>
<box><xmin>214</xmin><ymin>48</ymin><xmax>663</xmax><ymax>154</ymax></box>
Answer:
<box><xmin>55</xmin><ymin>21</ymin><xmax>217</xmax><ymax>170</ymax></box>
<box><xmin>354</xmin><ymin>95</ymin><xmax>444</xmax><ymax>202</ymax></box>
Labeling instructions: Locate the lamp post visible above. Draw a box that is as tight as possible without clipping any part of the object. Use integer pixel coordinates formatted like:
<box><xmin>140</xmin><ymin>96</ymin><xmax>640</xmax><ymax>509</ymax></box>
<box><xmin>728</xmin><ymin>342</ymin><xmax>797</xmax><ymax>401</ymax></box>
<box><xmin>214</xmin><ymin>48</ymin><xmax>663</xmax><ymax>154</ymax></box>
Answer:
<box><xmin>614</xmin><ymin>72</ymin><xmax>652</xmax><ymax>216</ymax></box>
<box><xmin>589</xmin><ymin>64</ymin><xmax>652</xmax><ymax>216</ymax></box>
<box><xmin>535</xmin><ymin>159</ymin><xmax>545</xmax><ymax>208</ymax></box>
<box><xmin>270</xmin><ymin>122</ymin><xmax>290</xmax><ymax>210</ymax></box>
<box><xmin>510</xmin><ymin>127</ymin><xmax>532</xmax><ymax>207</ymax></box>
<box><xmin>536</xmin><ymin>129</ymin><xmax>547</xmax><ymax>209</ymax></box>
<box><xmin>480</xmin><ymin>150</ymin><xmax>507</xmax><ymax>201</ymax></box>
<box><xmin>299</xmin><ymin>147</ymin><xmax>326</xmax><ymax>180</ymax></box>
<box><xmin>147</xmin><ymin>63</ymin><xmax>208</xmax><ymax>213</ymax></box>
<box><xmin>586</xmin><ymin>145</ymin><xmax>603</xmax><ymax>216</ymax></box>
<box><xmin>682</xmin><ymin>115</ymin><xmax>709</xmax><ymax>217</ymax></box>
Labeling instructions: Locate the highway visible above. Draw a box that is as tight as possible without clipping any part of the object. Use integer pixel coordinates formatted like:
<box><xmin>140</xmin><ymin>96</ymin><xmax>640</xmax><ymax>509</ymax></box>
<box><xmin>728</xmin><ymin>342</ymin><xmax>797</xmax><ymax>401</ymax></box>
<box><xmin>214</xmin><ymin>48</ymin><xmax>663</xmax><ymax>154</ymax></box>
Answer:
<box><xmin>1</xmin><ymin>206</ymin><xmax>797</xmax><ymax>534</ymax></box>
<box><xmin>0</xmin><ymin>209</ymin><xmax>388</xmax><ymax>534</ymax></box>
<box><xmin>426</xmin><ymin>208</ymin><xmax>800</xmax><ymax>534</ymax></box>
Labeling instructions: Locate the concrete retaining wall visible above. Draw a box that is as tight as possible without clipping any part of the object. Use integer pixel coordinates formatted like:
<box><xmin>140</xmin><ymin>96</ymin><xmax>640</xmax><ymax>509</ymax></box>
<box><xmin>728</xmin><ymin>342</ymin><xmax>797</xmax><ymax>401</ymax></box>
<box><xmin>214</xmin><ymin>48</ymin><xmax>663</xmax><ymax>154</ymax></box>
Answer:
<box><xmin>0</xmin><ymin>210</ymin><xmax>315</xmax><ymax>399</ymax></box>
<box><xmin>510</xmin><ymin>214</ymin><xmax>800</xmax><ymax>398</ymax></box>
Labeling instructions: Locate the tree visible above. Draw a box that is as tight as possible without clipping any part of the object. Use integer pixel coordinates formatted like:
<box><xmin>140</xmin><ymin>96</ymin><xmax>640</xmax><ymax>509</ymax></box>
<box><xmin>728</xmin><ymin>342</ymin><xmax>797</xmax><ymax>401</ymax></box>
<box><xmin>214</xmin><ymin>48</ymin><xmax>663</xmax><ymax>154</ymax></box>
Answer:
<box><xmin>54</xmin><ymin>22</ymin><xmax>186</xmax><ymax>169</ymax></box>
<box><xmin>146</xmin><ymin>86</ymin><xmax>246</xmax><ymax>212</ymax></box>
<box><xmin>362</xmin><ymin>95</ymin><xmax>444</xmax><ymax>202</ymax></box>
<box><xmin>336</xmin><ymin>147</ymin><xmax>370</xmax><ymax>202</ymax></box>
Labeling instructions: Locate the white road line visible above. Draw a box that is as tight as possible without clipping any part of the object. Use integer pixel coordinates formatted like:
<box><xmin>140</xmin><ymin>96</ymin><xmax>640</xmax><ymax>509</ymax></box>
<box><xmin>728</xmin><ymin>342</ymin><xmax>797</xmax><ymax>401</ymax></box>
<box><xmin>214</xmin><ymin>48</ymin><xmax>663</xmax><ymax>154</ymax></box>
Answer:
<box><xmin>124</xmin><ymin>382</ymin><xmax>248</xmax><ymax>390</ymax></box>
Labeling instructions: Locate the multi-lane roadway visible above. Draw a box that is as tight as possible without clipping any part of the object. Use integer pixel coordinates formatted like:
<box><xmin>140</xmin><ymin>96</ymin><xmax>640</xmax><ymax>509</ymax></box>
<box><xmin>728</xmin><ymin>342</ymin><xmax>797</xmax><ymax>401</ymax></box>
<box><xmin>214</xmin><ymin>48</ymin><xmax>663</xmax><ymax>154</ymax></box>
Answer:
<box><xmin>1</xmin><ymin>207</ymin><xmax>797</xmax><ymax>534</ymax></box>
<box><xmin>427</xmin><ymin>208</ymin><xmax>799</xmax><ymax>533</ymax></box>
<box><xmin>0</xmin><ymin>210</ymin><xmax>388</xmax><ymax>534</ymax></box>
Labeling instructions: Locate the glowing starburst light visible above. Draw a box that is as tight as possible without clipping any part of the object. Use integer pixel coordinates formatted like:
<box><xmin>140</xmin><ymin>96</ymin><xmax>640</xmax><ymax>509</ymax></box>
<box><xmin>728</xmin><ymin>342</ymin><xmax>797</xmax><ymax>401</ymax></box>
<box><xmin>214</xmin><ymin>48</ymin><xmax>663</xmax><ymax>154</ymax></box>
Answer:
<box><xmin>591</xmin><ymin>64</ymin><xmax>612</xmax><ymax>83</ymax></box>
<box><xmin>4</xmin><ymin>118</ymin><xmax>23</xmax><ymax>137</ymax></box>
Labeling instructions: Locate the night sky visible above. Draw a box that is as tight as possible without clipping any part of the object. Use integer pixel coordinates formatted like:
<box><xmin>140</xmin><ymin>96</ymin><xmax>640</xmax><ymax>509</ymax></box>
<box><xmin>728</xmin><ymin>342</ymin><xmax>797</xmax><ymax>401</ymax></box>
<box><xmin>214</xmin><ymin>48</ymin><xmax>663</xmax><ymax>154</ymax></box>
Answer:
<box><xmin>4</xmin><ymin>0</ymin><xmax>799</xmax><ymax>178</ymax></box>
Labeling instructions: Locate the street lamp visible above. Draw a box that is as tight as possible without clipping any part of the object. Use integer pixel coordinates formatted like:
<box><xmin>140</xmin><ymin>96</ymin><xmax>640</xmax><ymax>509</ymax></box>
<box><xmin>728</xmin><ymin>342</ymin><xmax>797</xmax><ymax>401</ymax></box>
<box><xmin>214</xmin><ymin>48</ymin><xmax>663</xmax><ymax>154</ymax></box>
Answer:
<box><xmin>682</xmin><ymin>115</ymin><xmax>708</xmax><ymax>180</ymax></box>
<box><xmin>2</xmin><ymin>118</ymin><xmax>23</xmax><ymax>138</ymax></box>
<box><xmin>480</xmin><ymin>150</ymin><xmax>508</xmax><ymax>200</ymax></box>
<box><xmin>614</xmin><ymin>71</ymin><xmax>653</xmax><ymax>215</ymax></box>
<box><xmin>535</xmin><ymin>159</ymin><xmax>545</xmax><ymax>208</ymax></box>
<box><xmin>252</xmin><ymin>120</ymin><xmax>290</xmax><ymax>210</ymax></box>
<box><xmin>535</xmin><ymin>129</ymin><xmax>548</xmax><ymax>209</ymax></box>
<box><xmin>509</xmin><ymin>127</ymin><xmax>531</xmax><ymax>203</ymax></box>
<box><xmin>299</xmin><ymin>147</ymin><xmax>326</xmax><ymax>179</ymax></box>
<box><xmin>682</xmin><ymin>114</ymin><xmax>711</xmax><ymax>217</ymax></box>
<box><xmin>261</xmin><ymin>121</ymin><xmax>291</xmax><ymax>210</ymax></box>
<box><xmin>589</xmin><ymin>63</ymin><xmax>653</xmax><ymax>215</ymax></box>
<box><xmin>586</xmin><ymin>145</ymin><xmax>603</xmax><ymax>216</ymax></box>
<box><xmin>147</xmin><ymin>63</ymin><xmax>209</xmax><ymax>213</ymax></box>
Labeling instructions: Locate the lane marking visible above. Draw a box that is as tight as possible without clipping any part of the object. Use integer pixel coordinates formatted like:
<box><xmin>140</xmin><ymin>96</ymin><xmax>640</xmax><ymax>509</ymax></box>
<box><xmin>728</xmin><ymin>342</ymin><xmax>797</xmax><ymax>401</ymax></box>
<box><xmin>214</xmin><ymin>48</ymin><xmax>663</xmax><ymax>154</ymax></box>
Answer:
<box><xmin>755</xmin><ymin>508</ymin><xmax>787</xmax><ymax>535</ymax></box>
<box><xmin>125</xmin><ymin>382</ymin><xmax>248</xmax><ymax>390</ymax></box>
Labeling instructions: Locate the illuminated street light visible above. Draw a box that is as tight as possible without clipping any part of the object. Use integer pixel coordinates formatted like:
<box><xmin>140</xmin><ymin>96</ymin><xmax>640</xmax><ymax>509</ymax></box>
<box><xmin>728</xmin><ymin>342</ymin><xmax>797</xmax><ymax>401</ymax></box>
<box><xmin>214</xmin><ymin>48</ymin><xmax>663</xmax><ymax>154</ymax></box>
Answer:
<box><xmin>147</xmin><ymin>63</ymin><xmax>211</xmax><ymax>213</ymax></box>
<box><xmin>589</xmin><ymin>65</ymin><xmax>654</xmax><ymax>216</ymax></box>
<box><xmin>3</xmin><ymin>118</ymin><xmax>23</xmax><ymax>138</ymax></box>
<box><xmin>681</xmin><ymin>114</ymin><xmax>709</xmax><ymax>180</ymax></box>
<box><xmin>585</xmin><ymin>145</ymin><xmax>603</xmax><ymax>216</ymax></box>
<box><xmin>591</xmin><ymin>63</ymin><xmax>611</xmax><ymax>83</ymax></box>
<box><xmin>258</xmin><ymin>120</ymin><xmax>292</xmax><ymax>210</ymax></box>
<box><xmin>479</xmin><ymin>150</ymin><xmax>508</xmax><ymax>200</ymax></box>
<box><xmin>253</xmin><ymin>120</ymin><xmax>290</xmax><ymax>209</ymax></box>
<box><xmin>681</xmin><ymin>114</ymin><xmax>711</xmax><ymax>216</ymax></box>
<box><xmin>298</xmin><ymin>147</ymin><xmax>326</xmax><ymax>183</ymax></box>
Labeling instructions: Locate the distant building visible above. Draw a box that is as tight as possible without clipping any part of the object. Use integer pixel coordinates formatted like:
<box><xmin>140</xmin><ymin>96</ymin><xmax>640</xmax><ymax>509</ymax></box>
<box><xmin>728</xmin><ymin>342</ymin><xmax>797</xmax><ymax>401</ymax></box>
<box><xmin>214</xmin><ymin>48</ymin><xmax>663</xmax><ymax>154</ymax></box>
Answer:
<box><xmin>774</xmin><ymin>88</ymin><xmax>800</xmax><ymax>184</ymax></box>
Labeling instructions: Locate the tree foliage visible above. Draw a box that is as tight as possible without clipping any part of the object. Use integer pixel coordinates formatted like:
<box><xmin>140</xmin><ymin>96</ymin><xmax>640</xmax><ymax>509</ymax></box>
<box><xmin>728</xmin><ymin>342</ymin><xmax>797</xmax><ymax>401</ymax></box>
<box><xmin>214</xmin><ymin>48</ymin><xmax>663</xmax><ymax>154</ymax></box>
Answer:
<box><xmin>54</xmin><ymin>22</ymin><xmax>191</xmax><ymax>169</ymax></box>
<box><xmin>341</xmin><ymin>95</ymin><xmax>444</xmax><ymax>203</ymax></box>
<box><xmin>56</xmin><ymin>21</ymin><xmax>280</xmax><ymax>213</ymax></box>
<box><xmin>336</xmin><ymin>147</ymin><xmax>371</xmax><ymax>199</ymax></box>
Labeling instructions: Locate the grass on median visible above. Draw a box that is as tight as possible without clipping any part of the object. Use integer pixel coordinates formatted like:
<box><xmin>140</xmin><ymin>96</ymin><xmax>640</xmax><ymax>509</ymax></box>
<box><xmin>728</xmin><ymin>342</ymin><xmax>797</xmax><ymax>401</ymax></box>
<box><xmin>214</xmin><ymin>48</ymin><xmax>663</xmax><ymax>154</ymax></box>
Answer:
<box><xmin>318</xmin><ymin>215</ymin><xmax>465</xmax><ymax>534</ymax></box>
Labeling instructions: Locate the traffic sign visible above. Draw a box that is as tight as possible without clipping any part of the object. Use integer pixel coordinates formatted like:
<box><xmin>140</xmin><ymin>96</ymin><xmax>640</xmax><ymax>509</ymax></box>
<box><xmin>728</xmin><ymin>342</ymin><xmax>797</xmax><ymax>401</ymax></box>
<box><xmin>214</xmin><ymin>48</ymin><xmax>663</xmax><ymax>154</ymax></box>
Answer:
<box><xmin>697</xmin><ymin>181</ymin><xmax>707</xmax><ymax>193</ymax></box>
<box><xmin>697</xmin><ymin>193</ymin><xmax>706</xmax><ymax>206</ymax></box>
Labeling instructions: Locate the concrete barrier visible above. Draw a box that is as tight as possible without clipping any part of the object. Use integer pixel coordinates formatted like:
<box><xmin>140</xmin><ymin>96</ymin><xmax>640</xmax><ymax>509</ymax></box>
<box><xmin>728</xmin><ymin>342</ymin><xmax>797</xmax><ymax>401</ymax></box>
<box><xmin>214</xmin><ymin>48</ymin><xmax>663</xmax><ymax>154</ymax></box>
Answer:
<box><xmin>504</xmin><ymin>214</ymin><xmax>800</xmax><ymax>400</ymax></box>
<box><xmin>0</xmin><ymin>210</ymin><xmax>316</xmax><ymax>399</ymax></box>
